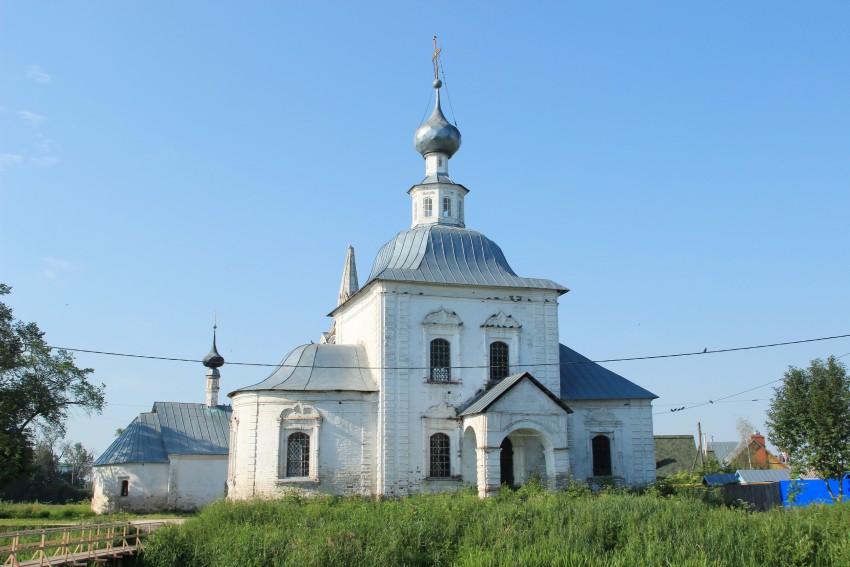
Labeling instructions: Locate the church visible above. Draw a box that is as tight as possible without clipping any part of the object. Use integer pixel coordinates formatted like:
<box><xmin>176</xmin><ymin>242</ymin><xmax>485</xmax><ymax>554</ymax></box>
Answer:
<box><xmin>226</xmin><ymin>51</ymin><xmax>658</xmax><ymax>499</ymax></box>
<box><xmin>92</xmin><ymin>49</ymin><xmax>657</xmax><ymax>511</ymax></box>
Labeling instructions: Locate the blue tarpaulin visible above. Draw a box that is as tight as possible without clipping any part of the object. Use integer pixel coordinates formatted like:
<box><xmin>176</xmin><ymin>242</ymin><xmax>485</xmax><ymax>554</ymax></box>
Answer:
<box><xmin>778</xmin><ymin>475</ymin><xmax>850</xmax><ymax>506</ymax></box>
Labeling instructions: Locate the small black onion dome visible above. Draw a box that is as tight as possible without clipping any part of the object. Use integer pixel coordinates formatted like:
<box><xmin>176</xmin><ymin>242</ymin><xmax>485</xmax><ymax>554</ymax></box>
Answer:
<box><xmin>414</xmin><ymin>87</ymin><xmax>461</xmax><ymax>158</ymax></box>
<box><xmin>203</xmin><ymin>335</ymin><xmax>225</xmax><ymax>368</ymax></box>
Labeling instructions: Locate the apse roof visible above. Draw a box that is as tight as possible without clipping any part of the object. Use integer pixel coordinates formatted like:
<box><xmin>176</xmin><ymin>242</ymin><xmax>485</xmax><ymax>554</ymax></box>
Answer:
<box><xmin>231</xmin><ymin>343</ymin><xmax>377</xmax><ymax>394</ymax></box>
<box><xmin>559</xmin><ymin>344</ymin><xmax>657</xmax><ymax>400</ymax></box>
<box><xmin>94</xmin><ymin>402</ymin><xmax>231</xmax><ymax>466</ymax></box>
<box><xmin>365</xmin><ymin>225</ymin><xmax>567</xmax><ymax>292</ymax></box>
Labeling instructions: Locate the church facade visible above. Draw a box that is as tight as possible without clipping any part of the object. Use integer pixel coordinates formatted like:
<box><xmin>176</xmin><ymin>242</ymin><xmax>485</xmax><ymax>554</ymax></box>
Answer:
<box><xmin>226</xmin><ymin>63</ymin><xmax>657</xmax><ymax>499</ymax></box>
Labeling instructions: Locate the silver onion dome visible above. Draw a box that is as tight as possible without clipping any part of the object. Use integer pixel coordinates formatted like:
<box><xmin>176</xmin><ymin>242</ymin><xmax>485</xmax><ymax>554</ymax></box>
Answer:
<box><xmin>414</xmin><ymin>81</ymin><xmax>461</xmax><ymax>158</ymax></box>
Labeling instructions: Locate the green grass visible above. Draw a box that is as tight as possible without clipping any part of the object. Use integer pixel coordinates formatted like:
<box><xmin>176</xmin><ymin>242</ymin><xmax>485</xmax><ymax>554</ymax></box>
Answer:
<box><xmin>0</xmin><ymin>501</ymin><xmax>190</xmax><ymax>531</ymax></box>
<box><xmin>141</xmin><ymin>486</ymin><xmax>850</xmax><ymax>566</ymax></box>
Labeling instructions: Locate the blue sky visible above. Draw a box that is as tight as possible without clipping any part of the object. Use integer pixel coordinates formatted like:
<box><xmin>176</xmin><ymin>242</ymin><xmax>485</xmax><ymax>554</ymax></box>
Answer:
<box><xmin>2</xmin><ymin>2</ymin><xmax>849</xmax><ymax>456</ymax></box>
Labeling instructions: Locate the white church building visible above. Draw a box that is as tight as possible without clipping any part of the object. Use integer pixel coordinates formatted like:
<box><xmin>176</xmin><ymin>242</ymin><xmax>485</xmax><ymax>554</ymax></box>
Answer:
<box><xmin>91</xmin><ymin>50</ymin><xmax>657</xmax><ymax>512</ymax></box>
<box><xmin>226</xmin><ymin>59</ymin><xmax>658</xmax><ymax>499</ymax></box>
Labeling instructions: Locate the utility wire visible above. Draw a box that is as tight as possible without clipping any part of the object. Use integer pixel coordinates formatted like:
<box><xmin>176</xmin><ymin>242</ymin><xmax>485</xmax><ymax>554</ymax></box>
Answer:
<box><xmin>46</xmin><ymin>332</ymin><xmax>850</xmax><ymax>371</ymax></box>
<box><xmin>653</xmin><ymin>378</ymin><xmax>785</xmax><ymax>416</ymax></box>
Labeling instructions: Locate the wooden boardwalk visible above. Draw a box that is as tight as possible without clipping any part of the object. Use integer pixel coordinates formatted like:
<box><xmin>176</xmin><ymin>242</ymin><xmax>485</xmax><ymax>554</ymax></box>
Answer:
<box><xmin>1</xmin><ymin>521</ymin><xmax>172</xmax><ymax>567</ymax></box>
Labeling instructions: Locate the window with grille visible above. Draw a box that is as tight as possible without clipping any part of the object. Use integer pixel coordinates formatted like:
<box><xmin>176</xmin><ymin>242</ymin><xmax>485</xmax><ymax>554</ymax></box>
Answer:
<box><xmin>490</xmin><ymin>341</ymin><xmax>510</xmax><ymax>382</ymax></box>
<box><xmin>592</xmin><ymin>435</ymin><xmax>612</xmax><ymax>476</ymax></box>
<box><xmin>430</xmin><ymin>433</ymin><xmax>451</xmax><ymax>478</ymax></box>
<box><xmin>430</xmin><ymin>338</ymin><xmax>451</xmax><ymax>382</ymax></box>
<box><xmin>442</xmin><ymin>197</ymin><xmax>452</xmax><ymax>217</ymax></box>
<box><xmin>423</xmin><ymin>197</ymin><xmax>433</xmax><ymax>217</ymax></box>
<box><xmin>286</xmin><ymin>432</ymin><xmax>310</xmax><ymax>477</ymax></box>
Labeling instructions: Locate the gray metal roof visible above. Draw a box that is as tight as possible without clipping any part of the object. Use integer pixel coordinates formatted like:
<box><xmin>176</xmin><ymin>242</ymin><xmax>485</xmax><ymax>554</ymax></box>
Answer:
<box><xmin>559</xmin><ymin>344</ymin><xmax>657</xmax><ymax>400</ymax></box>
<box><xmin>459</xmin><ymin>372</ymin><xmax>572</xmax><ymax>416</ymax></box>
<box><xmin>154</xmin><ymin>402</ymin><xmax>232</xmax><ymax>456</ymax></box>
<box><xmin>736</xmin><ymin>469</ymin><xmax>791</xmax><ymax>484</ymax></box>
<box><xmin>94</xmin><ymin>402</ymin><xmax>231</xmax><ymax>466</ymax></box>
<box><xmin>365</xmin><ymin>225</ymin><xmax>567</xmax><ymax>292</ymax></box>
<box><xmin>707</xmin><ymin>441</ymin><xmax>743</xmax><ymax>465</ymax></box>
<box><xmin>231</xmin><ymin>343</ymin><xmax>377</xmax><ymax>394</ymax></box>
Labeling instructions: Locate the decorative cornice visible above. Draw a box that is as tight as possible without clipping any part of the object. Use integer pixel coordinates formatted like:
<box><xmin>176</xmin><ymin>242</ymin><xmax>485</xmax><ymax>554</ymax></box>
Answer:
<box><xmin>481</xmin><ymin>310</ymin><xmax>521</xmax><ymax>329</ymax></box>
<box><xmin>423</xmin><ymin>307</ymin><xmax>463</xmax><ymax>327</ymax></box>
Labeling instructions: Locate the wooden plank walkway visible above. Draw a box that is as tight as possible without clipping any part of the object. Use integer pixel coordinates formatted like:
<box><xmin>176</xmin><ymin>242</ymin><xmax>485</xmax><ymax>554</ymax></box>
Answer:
<box><xmin>0</xmin><ymin>521</ymin><xmax>173</xmax><ymax>567</ymax></box>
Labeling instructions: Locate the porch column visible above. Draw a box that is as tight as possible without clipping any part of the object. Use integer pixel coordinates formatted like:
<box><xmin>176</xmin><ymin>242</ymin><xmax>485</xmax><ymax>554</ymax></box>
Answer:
<box><xmin>477</xmin><ymin>446</ymin><xmax>502</xmax><ymax>498</ymax></box>
<box><xmin>552</xmin><ymin>447</ymin><xmax>571</xmax><ymax>490</ymax></box>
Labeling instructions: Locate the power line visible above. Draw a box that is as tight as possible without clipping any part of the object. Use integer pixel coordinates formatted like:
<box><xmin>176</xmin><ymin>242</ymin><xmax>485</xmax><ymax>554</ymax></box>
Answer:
<box><xmin>653</xmin><ymin>378</ymin><xmax>785</xmax><ymax>416</ymax></box>
<box><xmin>46</xmin><ymin>332</ymin><xmax>850</xmax><ymax>371</ymax></box>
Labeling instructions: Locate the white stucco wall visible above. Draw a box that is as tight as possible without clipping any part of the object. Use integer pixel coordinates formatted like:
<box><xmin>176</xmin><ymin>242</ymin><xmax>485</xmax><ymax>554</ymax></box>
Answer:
<box><xmin>91</xmin><ymin>463</ymin><xmax>169</xmax><ymax>514</ymax></box>
<box><xmin>336</xmin><ymin>280</ymin><xmax>563</xmax><ymax>496</ymax></box>
<box><xmin>566</xmin><ymin>399</ymin><xmax>656</xmax><ymax>486</ymax></box>
<box><xmin>167</xmin><ymin>455</ymin><xmax>228</xmax><ymax>510</ymax></box>
<box><xmin>228</xmin><ymin>390</ymin><xmax>377</xmax><ymax>499</ymax></box>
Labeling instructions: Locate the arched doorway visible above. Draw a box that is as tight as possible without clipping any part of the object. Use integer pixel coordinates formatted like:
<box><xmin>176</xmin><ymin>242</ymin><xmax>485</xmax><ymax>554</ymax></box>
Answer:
<box><xmin>500</xmin><ymin>437</ymin><xmax>514</xmax><ymax>487</ymax></box>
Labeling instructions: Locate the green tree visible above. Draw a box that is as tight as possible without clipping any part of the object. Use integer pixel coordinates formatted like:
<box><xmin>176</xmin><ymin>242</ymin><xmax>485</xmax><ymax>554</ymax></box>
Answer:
<box><xmin>765</xmin><ymin>356</ymin><xmax>850</xmax><ymax>501</ymax></box>
<box><xmin>0</xmin><ymin>284</ymin><xmax>105</xmax><ymax>490</ymax></box>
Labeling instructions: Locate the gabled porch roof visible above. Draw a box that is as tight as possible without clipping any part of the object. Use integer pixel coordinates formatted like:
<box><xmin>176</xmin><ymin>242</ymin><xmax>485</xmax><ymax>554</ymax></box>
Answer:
<box><xmin>458</xmin><ymin>372</ymin><xmax>573</xmax><ymax>416</ymax></box>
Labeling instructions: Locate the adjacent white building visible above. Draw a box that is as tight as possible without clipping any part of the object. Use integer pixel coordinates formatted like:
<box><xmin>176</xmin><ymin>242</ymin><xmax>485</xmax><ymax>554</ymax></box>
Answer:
<box><xmin>91</xmin><ymin>334</ymin><xmax>231</xmax><ymax>513</ymax></box>
<box><xmin>227</xmin><ymin>66</ymin><xmax>657</xmax><ymax>499</ymax></box>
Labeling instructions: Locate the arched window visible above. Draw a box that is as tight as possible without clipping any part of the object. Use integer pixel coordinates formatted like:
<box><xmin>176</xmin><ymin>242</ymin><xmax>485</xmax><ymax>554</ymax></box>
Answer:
<box><xmin>430</xmin><ymin>338</ymin><xmax>451</xmax><ymax>382</ymax></box>
<box><xmin>286</xmin><ymin>432</ymin><xmax>310</xmax><ymax>477</ymax></box>
<box><xmin>423</xmin><ymin>197</ymin><xmax>433</xmax><ymax>217</ymax></box>
<box><xmin>442</xmin><ymin>197</ymin><xmax>452</xmax><ymax>217</ymax></box>
<box><xmin>430</xmin><ymin>433</ymin><xmax>451</xmax><ymax>478</ymax></box>
<box><xmin>489</xmin><ymin>341</ymin><xmax>510</xmax><ymax>382</ymax></box>
<box><xmin>592</xmin><ymin>434</ymin><xmax>612</xmax><ymax>476</ymax></box>
<box><xmin>458</xmin><ymin>199</ymin><xmax>463</xmax><ymax>222</ymax></box>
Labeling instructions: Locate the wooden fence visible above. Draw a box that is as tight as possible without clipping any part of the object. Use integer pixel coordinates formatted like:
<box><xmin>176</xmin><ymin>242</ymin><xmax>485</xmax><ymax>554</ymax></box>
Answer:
<box><xmin>0</xmin><ymin>521</ymin><xmax>165</xmax><ymax>567</ymax></box>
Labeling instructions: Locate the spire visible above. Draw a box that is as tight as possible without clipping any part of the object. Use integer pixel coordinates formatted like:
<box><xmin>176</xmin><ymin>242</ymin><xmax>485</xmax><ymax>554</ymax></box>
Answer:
<box><xmin>338</xmin><ymin>245</ymin><xmax>359</xmax><ymax>306</ymax></box>
<box><xmin>413</xmin><ymin>37</ymin><xmax>461</xmax><ymax>160</ymax></box>
<box><xmin>203</xmin><ymin>324</ymin><xmax>224</xmax><ymax>407</ymax></box>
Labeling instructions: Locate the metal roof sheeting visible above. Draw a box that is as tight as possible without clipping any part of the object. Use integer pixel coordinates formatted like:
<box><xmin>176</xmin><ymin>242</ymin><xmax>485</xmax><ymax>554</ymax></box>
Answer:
<box><xmin>559</xmin><ymin>344</ymin><xmax>657</xmax><ymax>400</ymax></box>
<box><xmin>366</xmin><ymin>225</ymin><xmax>567</xmax><ymax>291</ymax></box>
<box><xmin>93</xmin><ymin>403</ymin><xmax>231</xmax><ymax>466</ymax></box>
<box><xmin>736</xmin><ymin>469</ymin><xmax>791</xmax><ymax>484</ymax></box>
<box><xmin>232</xmin><ymin>343</ymin><xmax>377</xmax><ymax>394</ymax></box>
<box><xmin>707</xmin><ymin>441</ymin><xmax>743</xmax><ymax>465</ymax></box>
<box><xmin>703</xmin><ymin>474</ymin><xmax>740</xmax><ymax>487</ymax></box>
<box><xmin>458</xmin><ymin>372</ymin><xmax>572</xmax><ymax>416</ymax></box>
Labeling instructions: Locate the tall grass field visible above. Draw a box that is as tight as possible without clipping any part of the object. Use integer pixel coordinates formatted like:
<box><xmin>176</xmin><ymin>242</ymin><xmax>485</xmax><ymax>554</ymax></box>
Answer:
<box><xmin>143</xmin><ymin>485</ymin><xmax>850</xmax><ymax>566</ymax></box>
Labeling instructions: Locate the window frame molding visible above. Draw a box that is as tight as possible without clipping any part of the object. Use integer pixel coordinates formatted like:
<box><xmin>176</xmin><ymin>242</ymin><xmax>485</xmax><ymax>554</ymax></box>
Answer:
<box><xmin>481</xmin><ymin>311</ymin><xmax>521</xmax><ymax>381</ymax></box>
<box><xmin>584</xmin><ymin>409</ymin><xmax>623</xmax><ymax>480</ymax></box>
<box><xmin>277</xmin><ymin>402</ymin><xmax>322</xmax><ymax>483</ymax></box>
<box><xmin>422</xmin><ymin>412</ymin><xmax>460</xmax><ymax>481</ymax></box>
<box><xmin>421</xmin><ymin>308</ymin><xmax>463</xmax><ymax>384</ymax></box>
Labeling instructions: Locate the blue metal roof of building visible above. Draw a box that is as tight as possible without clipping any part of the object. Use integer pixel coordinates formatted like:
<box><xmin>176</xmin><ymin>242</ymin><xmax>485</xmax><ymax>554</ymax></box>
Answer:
<box><xmin>559</xmin><ymin>344</ymin><xmax>657</xmax><ymax>400</ymax></box>
<box><xmin>231</xmin><ymin>344</ymin><xmax>377</xmax><ymax>394</ymax></box>
<box><xmin>365</xmin><ymin>225</ymin><xmax>567</xmax><ymax>292</ymax></box>
<box><xmin>94</xmin><ymin>402</ymin><xmax>231</xmax><ymax>466</ymax></box>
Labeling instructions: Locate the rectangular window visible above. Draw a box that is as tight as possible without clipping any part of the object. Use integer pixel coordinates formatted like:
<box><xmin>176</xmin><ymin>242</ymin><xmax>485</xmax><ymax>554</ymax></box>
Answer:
<box><xmin>286</xmin><ymin>432</ymin><xmax>310</xmax><ymax>477</ymax></box>
<box><xmin>429</xmin><ymin>433</ymin><xmax>451</xmax><ymax>478</ymax></box>
<box><xmin>423</xmin><ymin>197</ymin><xmax>433</xmax><ymax>217</ymax></box>
<box><xmin>120</xmin><ymin>479</ymin><xmax>129</xmax><ymax>497</ymax></box>
<box><xmin>430</xmin><ymin>338</ymin><xmax>451</xmax><ymax>382</ymax></box>
<box><xmin>442</xmin><ymin>197</ymin><xmax>452</xmax><ymax>217</ymax></box>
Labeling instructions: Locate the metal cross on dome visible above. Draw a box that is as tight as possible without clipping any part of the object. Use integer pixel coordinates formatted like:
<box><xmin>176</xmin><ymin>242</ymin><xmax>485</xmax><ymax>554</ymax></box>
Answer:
<box><xmin>432</xmin><ymin>36</ymin><xmax>442</xmax><ymax>81</ymax></box>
